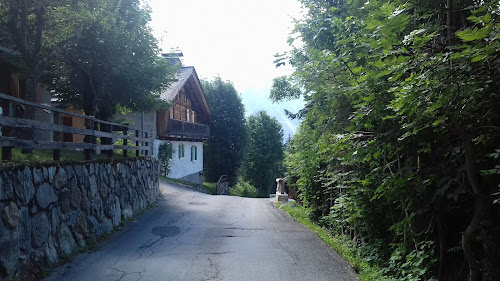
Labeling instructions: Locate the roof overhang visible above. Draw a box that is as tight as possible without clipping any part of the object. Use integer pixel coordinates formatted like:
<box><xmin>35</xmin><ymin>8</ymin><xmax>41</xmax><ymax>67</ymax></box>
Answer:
<box><xmin>159</xmin><ymin>66</ymin><xmax>211</xmax><ymax>118</ymax></box>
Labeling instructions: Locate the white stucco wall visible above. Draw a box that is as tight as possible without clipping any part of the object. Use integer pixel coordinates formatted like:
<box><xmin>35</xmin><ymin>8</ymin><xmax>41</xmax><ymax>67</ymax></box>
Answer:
<box><xmin>153</xmin><ymin>139</ymin><xmax>204</xmax><ymax>179</ymax></box>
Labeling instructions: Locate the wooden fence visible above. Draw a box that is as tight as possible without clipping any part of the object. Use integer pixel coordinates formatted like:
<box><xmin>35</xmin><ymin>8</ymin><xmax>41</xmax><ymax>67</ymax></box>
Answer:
<box><xmin>0</xmin><ymin>93</ymin><xmax>150</xmax><ymax>161</ymax></box>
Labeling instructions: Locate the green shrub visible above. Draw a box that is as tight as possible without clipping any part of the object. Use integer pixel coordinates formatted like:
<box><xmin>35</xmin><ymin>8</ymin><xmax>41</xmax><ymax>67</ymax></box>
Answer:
<box><xmin>158</xmin><ymin>142</ymin><xmax>175</xmax><ymax>177</ymax></box>
<box><xmin>229</xmin><ymin>180</ymin><xmax>258</xmax><ymax>198</ymax></box>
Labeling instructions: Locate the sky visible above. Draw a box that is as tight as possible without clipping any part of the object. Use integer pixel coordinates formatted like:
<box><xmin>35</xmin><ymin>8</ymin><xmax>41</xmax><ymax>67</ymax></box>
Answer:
<box><xmin>149</xmin><ymin>0</ymin><xmax>305</xmax><ymax>140</ymax></box>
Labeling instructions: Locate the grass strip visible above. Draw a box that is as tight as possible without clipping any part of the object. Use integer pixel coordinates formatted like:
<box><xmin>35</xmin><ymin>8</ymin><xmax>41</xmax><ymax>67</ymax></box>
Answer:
<box><xmin>203</xmin><ymin>181</ymin><xmax>217</xmax><ymax>195</ymax></box>
<box><xmin>280</xmin><ymin>204</ymin><xmax>393</xmax><ymax>281</ymax></box>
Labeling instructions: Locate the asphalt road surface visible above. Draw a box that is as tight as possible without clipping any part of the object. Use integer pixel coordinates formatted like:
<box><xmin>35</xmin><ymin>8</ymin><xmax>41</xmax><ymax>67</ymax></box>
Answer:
<box><xmin>43</xmin><ymin>181</ymin><xmax>359</xmax><ymax>281</ymax></box>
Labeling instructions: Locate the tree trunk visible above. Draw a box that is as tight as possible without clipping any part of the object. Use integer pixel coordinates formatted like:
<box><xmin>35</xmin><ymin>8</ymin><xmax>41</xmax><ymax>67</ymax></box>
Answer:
<box><xmin>446</xmin><ymin>0</ymin><xmax>455</xmax><ymax>46</ymax></box>
<box><xmin>435</xmin><ymin>202</ymin><xmax>447</xmax><ymax>281</ymax></box>
<box><xmin>480</xmin><ymin>212</ymin><xmax>500</xmax><ymax>281</ymax></box>
<box><xmin>461</xmin><ymin>200</ymin><xmax>480</xmax><ymax>281</ymax></box>
<box><xmin>82</xmin><ymin>75</ymin><xmax>98</xmax><ymax>159</ymax></box>
<box><xmin>462</xmin><ymin>134</ymin><xmax>500</xmax><ymax>281</ymax></box>
<box><xmin>21</xmin><ymin>74</ymin><xmax>39</xmax><ymax>153</ymax></box>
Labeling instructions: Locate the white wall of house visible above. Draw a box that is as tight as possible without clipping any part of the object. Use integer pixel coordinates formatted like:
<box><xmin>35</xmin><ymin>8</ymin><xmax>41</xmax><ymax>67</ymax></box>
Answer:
<box><xmin>154</xmin><ymin>139</ymin><xmax>204</xmax><ymax>184</ymax></box>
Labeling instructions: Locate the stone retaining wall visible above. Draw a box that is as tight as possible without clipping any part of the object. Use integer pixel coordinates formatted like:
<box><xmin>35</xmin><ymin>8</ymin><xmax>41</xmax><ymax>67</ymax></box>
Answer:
<box><xmin>0</xmin><ymin>157</ymin><xmax>159</xmax><ymax>280</ymax></box>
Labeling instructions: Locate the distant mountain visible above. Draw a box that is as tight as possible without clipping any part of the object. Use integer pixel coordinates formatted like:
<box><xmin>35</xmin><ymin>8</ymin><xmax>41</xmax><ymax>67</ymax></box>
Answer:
<box><xmin>240</xmin><ymin>87</ymin><xmax>303</xmax><ymax>142</ymax></box>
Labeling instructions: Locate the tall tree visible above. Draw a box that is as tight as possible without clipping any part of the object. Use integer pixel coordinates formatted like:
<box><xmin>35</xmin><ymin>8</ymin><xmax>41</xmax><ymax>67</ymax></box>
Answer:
<box><xmin>50</xmin><ymin>0</ymin><xmax>174</xmax><ymax>120</ymax></box>
<box><xmin>1</xmin><ymin>0</ymin><xmax>174</xmax><ymax>121</ymax></box>
<box><xmin>242</xmin><ymin>111</ymin><xmax>284</xmax><ymax>197</ymax></box>
<box><xmin>202</xmin><ymin>77</ymin><xmax>246</xmax><ymax>184</ymax></box>
<box><xmin>274</xmin><ymin>0</ymin><xmax>500</xmax><ymax>280</ymax></box>
<box><xmin>1</xmin><ymin>0</ymin><xmax>73</xmax><ymax>125</ymax></box>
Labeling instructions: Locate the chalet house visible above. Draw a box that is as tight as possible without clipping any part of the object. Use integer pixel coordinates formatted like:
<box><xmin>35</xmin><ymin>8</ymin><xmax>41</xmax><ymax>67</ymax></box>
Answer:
<box><xmin>0</xmin><ymin>45</ymin><xmax>52</xmax><ymax>141</ymax></box>
<box><xmin>127</xmin><ymin>65</ymin><xmax>211</xmax><ymax>185</ymax></box>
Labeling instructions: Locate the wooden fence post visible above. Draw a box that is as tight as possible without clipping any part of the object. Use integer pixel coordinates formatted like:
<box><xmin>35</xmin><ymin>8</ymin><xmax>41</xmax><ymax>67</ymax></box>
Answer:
<box><xmin>102</xmin><ymin>123</ymin><xmax>112</xmax><ymax>157</ymax></box>
<box><xmin>122</xmin><ymin>127</ymin><xmax>128</xmax><ymax>158</ymax></box>
<box><xmin>1</xmin><ymin>101</ymin><xmax>13</xmax><ymax>161</ymax></box>
<box><xmin>53</xmin><ymin>112</ymin><xmax>61</xmax><ymax>161</ymax></box>
<box><xmin>135</xmin><ymin>130</ymin><xmax>140</xmax><ymax>157</ymax></box>
<box><xmin>145</xmin><ymin>132</ymin><xmax>149</xmax><ymax>156</ymax></box>
<box><xmin>84</xmin><ymin>117</ymin><xmax>95</xmax><ymax>160</ymax></box>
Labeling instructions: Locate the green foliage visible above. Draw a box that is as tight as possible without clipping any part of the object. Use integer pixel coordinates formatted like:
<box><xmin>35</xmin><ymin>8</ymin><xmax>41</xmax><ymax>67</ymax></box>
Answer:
<box><xmin>229</xmin><ymin>180</ymin><xmax>258</xmax><ymax>198</ymax></box>
<box><xmin>241</xmin><ymin>111</ymin><xmax>284</xmax><ymax>197</ymax></box>
<box><xmin>203</xmin><ymin>181</ymin><xmax>217</xmax><ymax>195</ymax></box>
<box><xmin>269</xmin><ymin>76</ymin><xmax>302</xmax><ymax>103</ymax></box>
<box><xmin>202</xmin><ymin>77</ymin><xmax>246</xmax><ymax>184</ymax></box>
<box><xmin>0</xmin><ymin>0</ymin><xmax>175</xmax><ymax>120</ymax></box>
<box><xmin>276</xmin><ymin>0</ymin><xmax>500</xmax><ymax>280</ymax></box>
<box><xmin>158</xmin><ymin>142</ymin><xmax>175</xmax><ymax>177</ymax></box>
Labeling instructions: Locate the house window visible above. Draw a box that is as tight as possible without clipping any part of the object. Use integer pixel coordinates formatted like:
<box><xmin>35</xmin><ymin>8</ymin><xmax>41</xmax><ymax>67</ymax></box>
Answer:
<box><xmin>191</xmin><ymin>145</ymin><xmax>197</xmax><ymax>161</ymax></box>
<box><xmin>178</xmin><ymin>143</ymin><xmax>184</xmax><ymax>159</ymax></box>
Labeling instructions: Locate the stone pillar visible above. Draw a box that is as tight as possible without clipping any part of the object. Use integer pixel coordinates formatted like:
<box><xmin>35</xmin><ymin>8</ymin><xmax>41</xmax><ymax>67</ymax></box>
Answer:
<box><xmin>275</xmin><ymin>178</ymin><xmax>288</xmax><ymax>203</ymax></box>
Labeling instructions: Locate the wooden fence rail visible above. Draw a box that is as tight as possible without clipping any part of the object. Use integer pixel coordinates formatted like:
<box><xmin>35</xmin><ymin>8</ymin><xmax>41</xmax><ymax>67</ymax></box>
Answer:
<box><xmin>0</xmin><ymin>93</ymin><xmax>151</xmax><ymax>161</ymax></box>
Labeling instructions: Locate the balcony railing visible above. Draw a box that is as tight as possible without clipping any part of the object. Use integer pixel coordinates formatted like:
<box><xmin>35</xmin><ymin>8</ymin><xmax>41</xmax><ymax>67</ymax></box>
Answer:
<box><xmin>163</xmin><ymin>119</ymin><xmax>209</xmax><ymax>140</ymax></box>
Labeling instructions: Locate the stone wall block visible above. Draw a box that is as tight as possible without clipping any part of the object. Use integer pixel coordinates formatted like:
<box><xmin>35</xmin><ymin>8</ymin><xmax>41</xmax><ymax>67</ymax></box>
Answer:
<box><xmin>0</xmin><ymin>157</ymin><xmax>159</xmax><ymax>279</ymax></box>
<box><xmin>59</xmin><ymin>188</ymin><xmax>70</xmax><ymax>213</ymax></box>
<box><xmin>112</xmin><ymin>195</ymin><xmax>121</xmax><ymax>226</ymax></box>
<box><xmin>65</xmin><ymin>166</ymin><xmax>74</xmax><ymax>180</ymax></box>
<box><xmin>0</xmin><ymin>172</ymin><xmax>13</xmax><ymax>201</ymax></box>
<box><xmin>89</xmin><ymin>175</ymin><xmax>98</xmax><ymax>198</ymax></box>
<box><xmin>31</xmin><ymin>213</ymin><xmax>49</xmax><ymax>248</ymax></box>
<box><xmin>30</xmin><ymin>204</ymin><xmax>38</xmax><ymax>215</ymax></box>
<box><xmin>0</xmin><ymin>216</ymin><xmax>5</xmax><ymax>238</ymax></box>
<box><xmin>89</xmin><ymin>163</ymin><xmax>95</xmax><ymax>176</ymax></box>
<box><xmin>17</xmin><ymin>207</ymin><xmax>31</xmax><ymax>251</ymax></box>
<box><xmin>42</xmin><ymin>167</ymin><xmax>48</xmax><ymax>182</ymax></box>
<box><xmin>87</xmin><ymin>216</ymin><xmax>102</xmax><ymax>238</ymax></box>
<box><xmin>32</xmin><ymin>168</ymin><xmax>43</xmax><ymax>186</ymax></box>
<box><xmin>105</xmin><ymin>163</ymin><xmax>112</xmax><ymax>176</ymax></box>
<box><xmin>109</xmin><ymin>173</ymin><xmax>116</xmax><ymax>191</ymax></box>
<box><xmin>101</xmin><ymin>217</ymin><xmax>113</xmax><ymax>234</ymax></box>
<box><xmin>50</xmin><ymin>207</ymin><xmax>60</xmax><ymax>236</ymax></box>
<box><xmin>141</xmin><ymin>194</ymin><xmax>146</xmax><ymax>209</ymax></box>
<box><xmin>56</xmin><ymin>224</ymin><xmax>77</xmax><ymax>256</ymax></box>
<box><xmin>0</xmin><ymin>233</ymin><xmax>20</xmax><ymax>277</ymax></box>
<box><xmin>36</xmin><ymin>183</ymin><xmax>57</xmax><ymax>209</ymax></box>
<box><xmin>75</xmin><ymin>165</ymin><xmax>90</xmax><ymax>191</ymax></box>
<box><xmin>44</xmin><ymin>236</ymin><xmax>59</xmax><ymax>264</ymax></box>
<box><xmin>121</xmin><ymin>204</ymin><xmax>133</xmax><ymax>220</ymax></box>
<box><xmin>119</xmin><ymin>191</ymin><xmax>129</xmax><ymax>210</ymax></box>
<box><xmin>98</xmin><ymin>170</ymin><xmax>109</xmax><ymax>199</ymax></box>
<box><xmin>80</xmin><ymin>189</ymin><xmax>90</xmax><ymax>214</ymax></box>
<box><xmin>15</xmin><ymin>167</ymin><xmax>34</xmax><ymax>206</ymax></box>
<box><xmin>132</xmin><ymin>196</ymin><xmax>140</xmax><ymax>214</ymax></box>
<box><xmin>75</xmin><ymin>211</ymin><xmax>88</xmax><ymax>238</ymax></box>
<box><xmin>54</xmin><ymin>167</ymin><xmax>68</xmax><ymax>190</ymax></box>
<box><xmin>90</xmin><ymin>194</ymin><xmax>103</xmax><ymax>219</ymax></box>
<box><xmin>70</xmin><ymin>180</ymin><xmax>82</xmax><ymax>210</ymax></box>
<box><xmin>104</xmin><ymin>196</ymin><xmax>115</xmax><ymax>219</ymax></box>
<box><xmin>48</xmin><ymin>166</ymin><xmax>56</xmax><ymax>184</ymax></box>
<box><xmin>130</xmin><ymin>176</ymin><xmax>138</xmax><ymax>190</ymax></box>
<box><xmin>1</xmin><ymin>202</ymin><xmax>19</xmax><ymax>229</ymax></box>
<box><xmin>117</xmin><ymin>163</ymin><xmax>125</xmax><ymax>178</ymax></box>
<box><xmin>66</xmin><ymin>211</ymin><xmax>87</xmax><ymax>248</ymax></box>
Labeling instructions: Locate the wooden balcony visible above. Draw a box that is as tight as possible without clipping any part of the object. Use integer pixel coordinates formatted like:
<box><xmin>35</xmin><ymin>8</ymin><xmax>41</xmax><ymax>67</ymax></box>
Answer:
<box><xmin>159</xmin><ymin>118</ymin><xmax>210</xmax><ymax>140</ymax></box>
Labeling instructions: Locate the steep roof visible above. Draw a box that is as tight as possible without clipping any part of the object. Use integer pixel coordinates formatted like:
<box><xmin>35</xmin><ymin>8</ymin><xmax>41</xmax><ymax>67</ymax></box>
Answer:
<box><xmin>160</xmin><ymin>66</ymin><xmax>211</xmax><ymax>117</ymax></box>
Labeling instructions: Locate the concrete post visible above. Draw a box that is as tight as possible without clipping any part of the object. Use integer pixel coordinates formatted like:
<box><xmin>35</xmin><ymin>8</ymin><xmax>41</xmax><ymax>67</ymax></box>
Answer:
<box><xmin>275</xmin><ymin>178</ymin><xmax>288</xmax><ymax>203</ymax></box>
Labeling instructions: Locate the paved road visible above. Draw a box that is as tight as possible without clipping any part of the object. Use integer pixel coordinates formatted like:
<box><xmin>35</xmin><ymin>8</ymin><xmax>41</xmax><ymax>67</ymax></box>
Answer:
<box><xmin>44</xmin><ymin>181</ymin><xmax>358</xmax><ymax>281</ymax></box>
